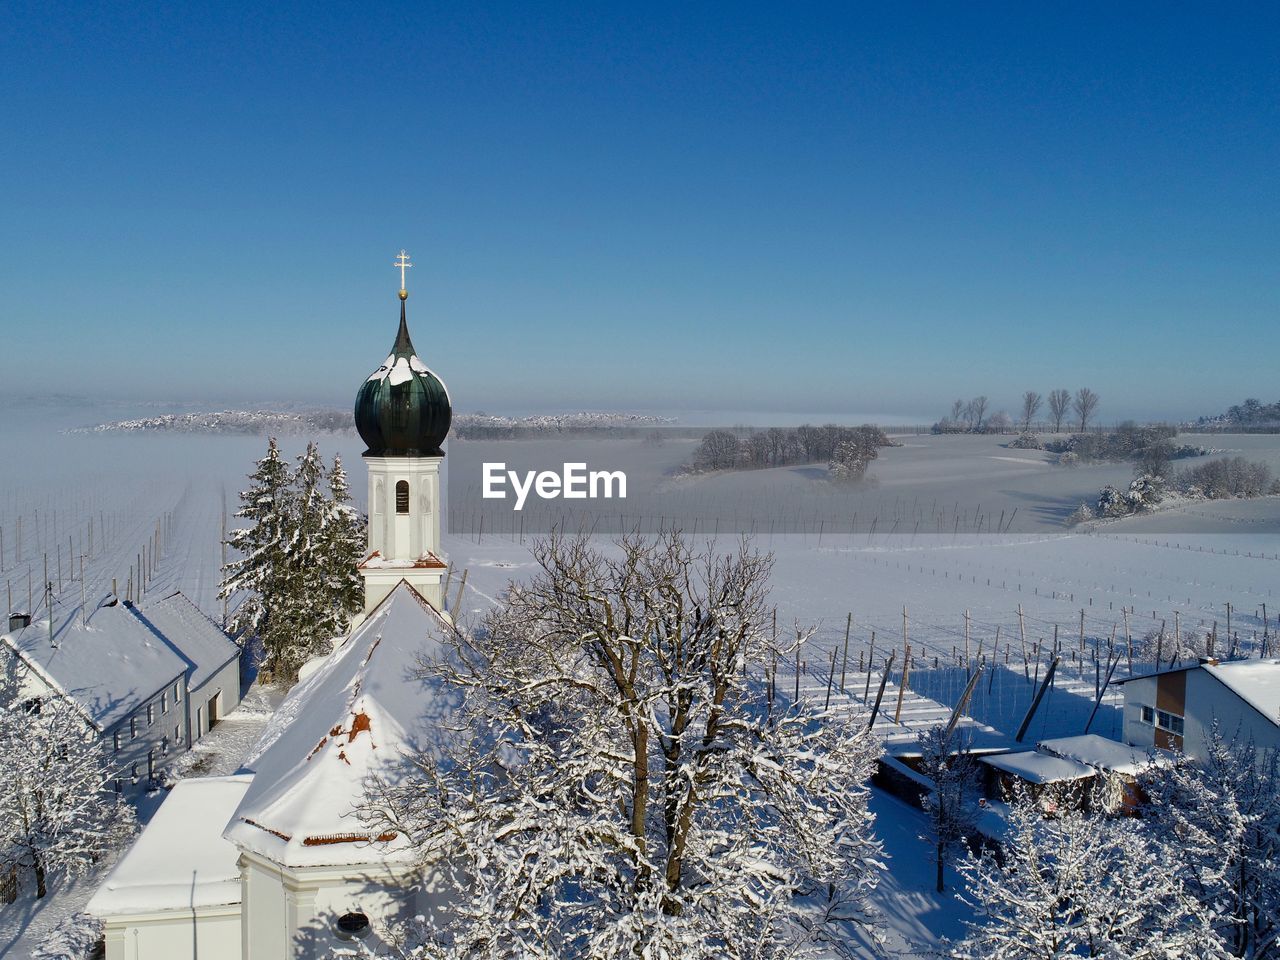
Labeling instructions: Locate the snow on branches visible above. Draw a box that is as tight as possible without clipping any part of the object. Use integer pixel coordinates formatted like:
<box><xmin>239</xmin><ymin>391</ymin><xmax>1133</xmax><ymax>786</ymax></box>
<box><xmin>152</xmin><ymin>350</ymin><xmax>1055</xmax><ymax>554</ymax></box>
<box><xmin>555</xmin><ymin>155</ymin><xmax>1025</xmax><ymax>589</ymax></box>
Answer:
<box><xmin>0</xmin><ymin>661</ymin><xmax>136</xmax><ymax>899</ymax></box>
<box><xmin>361</xmin><ymin>532</ymin><xmax>885</xmax><ymax>959</ymax></box>
<box><xmin>951</xmin><ymin>787</ymin><xmax>1228</xmax><ymax>959</ymax></box>
<box><xmin>219</xmin><ymin>439</ymin><xmax>366</xmax><ymax>682</ymax></box>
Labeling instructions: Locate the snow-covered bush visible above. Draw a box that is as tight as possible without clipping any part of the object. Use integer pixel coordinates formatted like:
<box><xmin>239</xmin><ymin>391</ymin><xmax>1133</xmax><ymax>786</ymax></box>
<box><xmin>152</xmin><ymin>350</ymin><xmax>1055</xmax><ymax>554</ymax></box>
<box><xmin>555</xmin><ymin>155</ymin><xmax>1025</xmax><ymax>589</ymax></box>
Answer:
<box><xmin>362</xmin><ymin>533</ymin><xmax>885</xmax><ymax>959</ymax></box>
<box><xmin>1096</xmin><ymin>475</ymin><xmax>1165</xmax><ymax>518</ymax></box>
<box><xmin>31</xmin><ymin>912</ymin><xmax>103</xmax><ymax>960</ymax></box>
<box><xmin>952</xmin><ymin>788</ymin><xmax>1228</xmax><ymax>959</ymax></box>
<box><xmin>1065</xmin><ymin>503</ymin><xmax>1094</xmax><ymax>526</ymax></box>
<box><xmin>1057</xmin><ymin>450</ymin><xmax>1079</xmax><ymax>468</ymax></box>
<box><xmin>828</xmin><ymin>436</ymin><xmax>879</xmax><ymax>483</ymax></box>
<box><xmin>1175</xmin><ymin>456</ymin><xmax>1277</xmax><ymax>500</ymax></box>
<box><xmin>1008</xmin><ymin>433</ymin><xmax>1042</xmax><ymax>450</ymax></box>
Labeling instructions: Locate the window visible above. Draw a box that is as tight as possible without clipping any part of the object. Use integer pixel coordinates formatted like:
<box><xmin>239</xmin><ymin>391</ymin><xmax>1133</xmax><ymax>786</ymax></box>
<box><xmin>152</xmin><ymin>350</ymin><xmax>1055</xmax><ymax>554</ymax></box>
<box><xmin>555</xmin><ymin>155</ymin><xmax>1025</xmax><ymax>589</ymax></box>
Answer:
<box><xmin>395</xmin><ymin>480</ymin><xmax>410</xmax><ymax>514</ymax></box>
<box><xmin>113</xmin><ymin>731</ymin><xmax>121</xmax><ymax>752</ymax></box>
<box><xmin>147</xmin><ymin>751</ymin><xmax>155</xmax><ymax>780</ymax></box>
<box><xmin>1140</xmin><ymin>705</ymin><xmax>1154</xmax><ymax>725</ymax></box>
<box><xmin>161</xmin><ymin>692</ymin><xmax>167</xmax><ymax>714</ymax></box>
<box><xmin>146</xmin><ymin>703</ymin><xmax>154</xmax><ymax>725</ymax></box>
<box><xmin>1156</xmin><ymin>710</ymin><xmax>1185</xmax><ymax>736</ymax></box>
<box><xmin>114</xmin><ymin>779</ymin><xmax>123</xmax><ymax>794</ymax></box>
<box><xmin>130</xmin><ymin>763</ymin><xmax>139</xmax><ymax>783</ymax></box>
<box><xmin>174</xmin><ymin>682</ymin><xmax>181</xmax><ymax>702</ymax></box>
<box><xmin>130</xmin><ymin>717</ymin><xmax>138</xmax><ymax>740</ymax></box>
<box><xmin>174</xmin><ymin>724</ymin><xmax>180</xmax><ymax>746</ymax></box>
<box><xmin>161</xmin><ymin>736</ymin><xmax>169</xmax><ymax>755</ymax></box>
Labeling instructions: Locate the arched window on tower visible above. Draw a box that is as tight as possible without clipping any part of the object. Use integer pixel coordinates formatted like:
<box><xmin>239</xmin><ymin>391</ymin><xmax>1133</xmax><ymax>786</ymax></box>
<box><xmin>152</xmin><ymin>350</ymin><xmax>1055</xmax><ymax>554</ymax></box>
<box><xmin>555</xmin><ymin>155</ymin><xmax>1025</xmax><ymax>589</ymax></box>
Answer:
<box><xmin>395</xmin><ymin>480</ymin><xmax>410</xmax><ymax>514</ymax></box>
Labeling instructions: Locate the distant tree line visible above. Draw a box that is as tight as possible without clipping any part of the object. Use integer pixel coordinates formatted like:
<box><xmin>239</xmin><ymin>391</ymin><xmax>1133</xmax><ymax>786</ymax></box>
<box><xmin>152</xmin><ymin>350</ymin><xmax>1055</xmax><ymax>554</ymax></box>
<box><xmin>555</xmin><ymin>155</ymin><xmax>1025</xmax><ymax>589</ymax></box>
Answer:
<box><xmin>1198</xmin><ymin>397</ymin><xmax>1280</xmax><ymax>428</ymax></box>
<box><xmin>688</xmin><ymin>424</ymin><xmax>895</xmax><ymax>477</ymax></box>
<box><xmin>933</xmin><ymin>387</ymin><xmax>1100</xmax><ymax>434</ymax></box>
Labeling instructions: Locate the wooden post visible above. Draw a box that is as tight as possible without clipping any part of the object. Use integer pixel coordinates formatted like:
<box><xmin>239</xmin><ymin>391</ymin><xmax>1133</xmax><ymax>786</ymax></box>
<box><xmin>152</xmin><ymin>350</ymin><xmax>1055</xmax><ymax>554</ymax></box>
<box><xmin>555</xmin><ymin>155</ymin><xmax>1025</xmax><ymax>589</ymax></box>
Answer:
<box><xmin>1173</xmin><ymin>610</ymin><xmax>1181</xmax><ymax>666</ymax></box>
<box><xmin>1017</xmin><ymin>604</ymin><xmax>1030</xmax><ymax>682</ymax></box>
<box><xmin>825</xmin><ymin>649</ymin><xmax>837</xmax><ymax>710</ymax></box>
<box><xmin>452</xmin><ymin>568</ymin><xmax>469</xmax><ymax>614</ymax></box>
<box><xmin>894</xmin><ymin>643</ymin><xmax>912</xmax><ymax>724</ymax></box>
<box><xmin>1016</xmin><ymin>656</ymin><xmax>1061</xmax><ymax>742</ymax></box>
<box><xmin>840</xmin><ymin>613</ymin><xmax>851</xmax><ymax>693</ymax></box>
<box><xmin>1084</xmin><ymin>653</ymin><xmax>1122</xmax><ymax>734</ymax></box>
<box><xmin>867</xmin><ymin>651</ymin><xmax>895</xmax><ymax>730</ymax></box>
<box><xmin>964</xmin><ymin>609</ymin><xmax>971</xmax><ymax>667</ymax></box>
<box><xmin>1122</xmin><ymin>607</ymin><xmax>1132</xmax><ymax>674</ymax></box>
<box><xmin>864</xmin><ymin>631</ymin><xmax>876</xmax><ymax>701</ymax></box>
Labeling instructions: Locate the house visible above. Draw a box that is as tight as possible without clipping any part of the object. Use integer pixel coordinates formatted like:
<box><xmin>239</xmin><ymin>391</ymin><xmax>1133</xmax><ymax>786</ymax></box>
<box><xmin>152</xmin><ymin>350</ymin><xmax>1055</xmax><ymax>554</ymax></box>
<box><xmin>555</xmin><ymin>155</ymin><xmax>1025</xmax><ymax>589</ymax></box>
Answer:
<box><xmin>1</xmin><ymin>590</ymin><xmax>242</xmax><ymax>793</ymax></box>
<box><xmin>1116</xmin><ymin>658</ymin><xmax>1280</xmax><ymax>760</ymax></box>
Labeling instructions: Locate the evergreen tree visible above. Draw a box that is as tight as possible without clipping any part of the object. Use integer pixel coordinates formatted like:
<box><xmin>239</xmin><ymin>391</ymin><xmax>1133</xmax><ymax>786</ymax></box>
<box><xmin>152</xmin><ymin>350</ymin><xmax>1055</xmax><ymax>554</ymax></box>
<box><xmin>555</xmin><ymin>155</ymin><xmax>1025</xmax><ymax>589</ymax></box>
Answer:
<box><xmin>219</xmin><ymin>437</ymin><xmax>292</xmax><ymax>641</ymax></box>
<box><xmin>315</xmin><ymin>454</ymin><xmax>366</xmax><ymax>636</ymax></box>
<box><xmin>220</xmin><ymin>440</ymin><xmax>368</xmax><ymax>683</ymax></box>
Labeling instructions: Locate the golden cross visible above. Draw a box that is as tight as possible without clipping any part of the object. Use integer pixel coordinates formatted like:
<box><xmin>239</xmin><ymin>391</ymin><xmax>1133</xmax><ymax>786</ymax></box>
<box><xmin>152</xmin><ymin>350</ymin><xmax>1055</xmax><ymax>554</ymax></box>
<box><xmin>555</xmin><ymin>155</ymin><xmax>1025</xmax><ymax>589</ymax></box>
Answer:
<box><xmin>394</xmin><ymin>249</ymin><xmax>412</xmax><ymax>292</ymax></box>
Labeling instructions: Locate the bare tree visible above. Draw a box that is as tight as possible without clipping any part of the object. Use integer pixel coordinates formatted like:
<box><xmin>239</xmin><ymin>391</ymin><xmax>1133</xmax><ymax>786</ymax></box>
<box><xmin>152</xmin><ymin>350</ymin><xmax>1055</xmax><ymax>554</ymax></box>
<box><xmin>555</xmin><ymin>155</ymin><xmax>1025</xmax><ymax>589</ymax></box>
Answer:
<box><xmin>1048</xmin><ymin>389</ymin><xmax>1071</xmax><ymax>433</ymax></box>
<box><xmin>917</xmin><ymin>725</ymin><xmax>978</xmax><ymax>893</ymax></box>
<box><xmin>1073</xmin><ymin>387</ymin><xmax>1100</xmax><ymax>432</ymax></box>
<box><xmin>951</xmin><ymin>399</ymin><xmax>965</xmax><ymax>423</ymax></box>
<box><xmin>968</xmin><ymin>396</ymin><xmax>988</xmax><ymax>432</ymax></box>
<box><xmin>364</xmin><ymin>533</ymin><xmax>885</xmax><ymax>959</ymax></box>
<box><xmin>1020</xmin><ymin>391</ymin><xmax>1042</xmax><ymax>432</ymax></box>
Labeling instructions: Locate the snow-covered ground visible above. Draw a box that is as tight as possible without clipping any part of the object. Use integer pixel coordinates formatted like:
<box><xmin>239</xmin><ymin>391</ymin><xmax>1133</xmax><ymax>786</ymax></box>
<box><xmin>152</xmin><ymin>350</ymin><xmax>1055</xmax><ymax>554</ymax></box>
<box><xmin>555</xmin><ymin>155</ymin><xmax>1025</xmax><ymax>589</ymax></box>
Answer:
<box><xmin>1</xmin><ymin>409</ymin><xmax>1278</xmax><ymax>957</ymax></box>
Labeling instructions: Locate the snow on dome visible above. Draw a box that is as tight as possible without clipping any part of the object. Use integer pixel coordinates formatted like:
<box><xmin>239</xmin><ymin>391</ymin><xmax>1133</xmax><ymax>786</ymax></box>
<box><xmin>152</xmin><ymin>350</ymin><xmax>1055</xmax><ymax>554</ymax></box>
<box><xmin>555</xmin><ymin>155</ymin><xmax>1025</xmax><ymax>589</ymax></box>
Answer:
<box><xmin>225</xmin><ymin>582</ymin><xmax>459</xmax><ymax>868</ymax></box>
<box><xmin>89</xmin><ymin>775</ymin><xmax>252</xmax><ymax>915</ymax></box>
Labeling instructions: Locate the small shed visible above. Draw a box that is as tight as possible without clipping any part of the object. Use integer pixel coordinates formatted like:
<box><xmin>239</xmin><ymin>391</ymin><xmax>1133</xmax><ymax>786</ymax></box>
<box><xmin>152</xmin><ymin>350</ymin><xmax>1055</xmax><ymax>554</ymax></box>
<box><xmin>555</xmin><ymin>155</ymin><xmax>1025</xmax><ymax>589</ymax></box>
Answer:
<box><xmin>979</xmin><ymin>750</ymin><xmax>1095</xmax><ymax>813</ymax></box>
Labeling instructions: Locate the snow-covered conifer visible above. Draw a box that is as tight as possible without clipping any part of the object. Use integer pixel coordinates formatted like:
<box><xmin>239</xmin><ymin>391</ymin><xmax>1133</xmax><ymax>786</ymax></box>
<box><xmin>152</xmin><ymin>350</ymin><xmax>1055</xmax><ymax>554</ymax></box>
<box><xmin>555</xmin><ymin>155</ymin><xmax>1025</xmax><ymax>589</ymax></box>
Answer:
<box><xmin>314</xmin><ymin>453</ymin><xmax>365</xmax><ymax>637</ymax></box>
<box><xmin>219</xmin><ymin>437</ymin><xmax>292</xmax><ymax>642</ymax></box>
<box><xmin>363</xmin><ymin>532</ymin><xmax>885</xmax><ymax>959</ymax></box>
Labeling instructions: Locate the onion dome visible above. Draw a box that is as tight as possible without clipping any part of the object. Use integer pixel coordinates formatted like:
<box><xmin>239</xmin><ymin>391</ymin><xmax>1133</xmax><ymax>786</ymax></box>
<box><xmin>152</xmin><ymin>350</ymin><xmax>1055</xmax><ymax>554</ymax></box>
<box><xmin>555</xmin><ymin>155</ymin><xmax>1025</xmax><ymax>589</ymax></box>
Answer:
<box><xmin>354</xmin><ymin>295</ymin><xmax>452</xmax><ymax>456</ymax></box>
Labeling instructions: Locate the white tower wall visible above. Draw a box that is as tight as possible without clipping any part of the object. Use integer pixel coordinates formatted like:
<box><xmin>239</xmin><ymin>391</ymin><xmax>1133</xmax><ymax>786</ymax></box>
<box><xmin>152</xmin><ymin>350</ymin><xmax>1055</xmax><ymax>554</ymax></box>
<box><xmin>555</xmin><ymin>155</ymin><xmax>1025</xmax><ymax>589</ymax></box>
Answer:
<box><xmin>357</xmin><ymin>454</ymin><xmax>445</xmax><ymax>616</ymax></box>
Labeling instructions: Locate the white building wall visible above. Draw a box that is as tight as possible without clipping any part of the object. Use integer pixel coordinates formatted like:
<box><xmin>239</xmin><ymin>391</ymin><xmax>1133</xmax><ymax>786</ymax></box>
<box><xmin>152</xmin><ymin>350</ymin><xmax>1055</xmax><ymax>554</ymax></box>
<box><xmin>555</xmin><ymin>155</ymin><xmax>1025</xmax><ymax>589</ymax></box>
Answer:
<box><xmin>102</xmin><ymin>904</ymin><xmax>241</xmax><ymax>960</ymax></box>
<box><xmin>359</xmin><ymin>454</ymin><xmax>445</xmax><ymax>615</ymax></box>
<box><xmin>188</xmin><ymin>656</ymin><xmax>243</xmax><ymax>745</ymax></box>
<box><xmin>1122</xmin><ymin>675</ymin><xmax>1159</xmax><ymax>750</ymax></box>
<box><xmin>1183</xmin><ymin>670</ymin><xmax>1280</xmax><ymax>759</ymax></box>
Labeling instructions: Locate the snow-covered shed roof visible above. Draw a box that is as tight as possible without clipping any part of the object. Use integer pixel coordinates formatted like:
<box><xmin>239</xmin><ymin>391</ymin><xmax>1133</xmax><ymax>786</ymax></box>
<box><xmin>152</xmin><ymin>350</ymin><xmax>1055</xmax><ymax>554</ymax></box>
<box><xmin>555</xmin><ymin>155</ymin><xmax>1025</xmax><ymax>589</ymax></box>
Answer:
<box><xmin>1037</xmin><ymin>734</ymin><xmax>1168</xmax><ymax>776</ymax></box>
<box><xmin>89</xmin><ymin>775</ymin><xmax>251</xmax><ymax>917</ymax></box>
<box><xmin>131</xmin><ymin>592</ymin><xmax>240</xmax><ymax>690</ymax></box>
<box><xmin>1202</xmin><ymin>659</ymin><xmax>1280</xmax><ymax>727</ymax></box>
<box><xmin>980</xmin><ymin>750</ymin><xmax>1096</xmax><ymax>785</ymax></box>
<box><xmin>225</xmin><ymin>581</ymin><xmax>457</xmax><ymax>868</ymax></box>
<box><xmin>1</xmin><ymin>602</ymin><xmax>188</xmax><ymax>731</ymax></box>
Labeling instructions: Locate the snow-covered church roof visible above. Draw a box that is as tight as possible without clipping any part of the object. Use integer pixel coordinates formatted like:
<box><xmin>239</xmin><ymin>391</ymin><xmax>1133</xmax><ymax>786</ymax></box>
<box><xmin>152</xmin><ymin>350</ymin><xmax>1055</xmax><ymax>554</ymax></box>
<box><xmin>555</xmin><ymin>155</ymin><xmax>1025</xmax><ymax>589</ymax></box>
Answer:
<box><xmin>1</xmin><ymin>591</ymin><xmax>235</xmax><ymax>731</ymax></box>
<box><xmin>89</xmin><ymin>775</ymin><xmax>252</xmax><ymax>917</ymax></box>
<box><xmin>224</xmin><ymin>581</ymin><xmax>457</xmax><ymax>868</ymax></box>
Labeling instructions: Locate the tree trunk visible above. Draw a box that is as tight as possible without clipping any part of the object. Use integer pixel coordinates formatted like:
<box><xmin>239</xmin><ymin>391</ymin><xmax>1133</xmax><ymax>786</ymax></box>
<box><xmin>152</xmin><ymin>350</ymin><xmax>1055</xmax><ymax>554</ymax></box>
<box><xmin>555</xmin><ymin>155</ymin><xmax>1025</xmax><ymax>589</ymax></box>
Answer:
<box><xmin>34</xmin><ymin>857</ymin><xmax>46</xmax><ymax>900</ymax></box>
<box><xmin>936</xmin><ymin>845</ymin><xmax>945</xmax><ymax>893</ymax></box>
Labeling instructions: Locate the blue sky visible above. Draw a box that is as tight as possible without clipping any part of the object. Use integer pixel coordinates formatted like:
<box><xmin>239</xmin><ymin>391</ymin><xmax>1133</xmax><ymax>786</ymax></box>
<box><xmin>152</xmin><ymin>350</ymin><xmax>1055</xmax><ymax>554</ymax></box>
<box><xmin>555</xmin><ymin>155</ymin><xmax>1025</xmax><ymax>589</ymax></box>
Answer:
<box><xmin>1</xmin><ymin>2</ymin><xmax>1276</xmax><ymax>421</ymax></box>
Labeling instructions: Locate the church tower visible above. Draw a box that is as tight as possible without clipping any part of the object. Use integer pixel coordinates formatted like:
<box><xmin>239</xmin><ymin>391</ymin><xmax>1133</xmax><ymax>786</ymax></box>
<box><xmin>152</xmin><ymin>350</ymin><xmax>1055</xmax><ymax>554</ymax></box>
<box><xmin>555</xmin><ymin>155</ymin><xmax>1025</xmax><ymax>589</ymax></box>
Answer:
<box><xmin>352</xmin><ymin>251</ymin><xmax>451</xmax><ymax>615</ymax></box>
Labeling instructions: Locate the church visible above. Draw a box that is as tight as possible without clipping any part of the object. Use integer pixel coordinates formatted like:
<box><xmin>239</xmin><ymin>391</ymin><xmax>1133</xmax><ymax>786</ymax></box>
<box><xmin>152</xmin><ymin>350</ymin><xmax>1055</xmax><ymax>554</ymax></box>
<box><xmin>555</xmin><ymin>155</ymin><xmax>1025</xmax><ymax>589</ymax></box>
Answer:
<box><xmin>88</xmin><ymin>255</ymin><xmax>459</xmax><ymax>959</ymax></box>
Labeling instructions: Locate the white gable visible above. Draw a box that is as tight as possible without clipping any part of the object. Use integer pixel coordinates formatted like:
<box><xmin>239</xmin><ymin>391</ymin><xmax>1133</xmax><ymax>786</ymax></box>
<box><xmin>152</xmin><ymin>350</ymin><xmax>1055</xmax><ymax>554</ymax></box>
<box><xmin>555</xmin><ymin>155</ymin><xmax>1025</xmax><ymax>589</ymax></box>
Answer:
<box><xmin>225</xmin><ymin>581</ymin><xmax>457</xmax><ymax>868</ymax></box>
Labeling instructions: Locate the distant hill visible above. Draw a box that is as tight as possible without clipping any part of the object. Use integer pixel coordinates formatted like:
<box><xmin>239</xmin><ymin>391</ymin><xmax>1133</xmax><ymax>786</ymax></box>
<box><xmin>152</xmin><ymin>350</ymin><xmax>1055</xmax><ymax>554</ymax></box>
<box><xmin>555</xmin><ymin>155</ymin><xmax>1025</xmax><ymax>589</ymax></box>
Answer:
<box><xmin>71</xmin><ymin>409</ymin><xmax>676</xmax><ymax>438</ymax></box>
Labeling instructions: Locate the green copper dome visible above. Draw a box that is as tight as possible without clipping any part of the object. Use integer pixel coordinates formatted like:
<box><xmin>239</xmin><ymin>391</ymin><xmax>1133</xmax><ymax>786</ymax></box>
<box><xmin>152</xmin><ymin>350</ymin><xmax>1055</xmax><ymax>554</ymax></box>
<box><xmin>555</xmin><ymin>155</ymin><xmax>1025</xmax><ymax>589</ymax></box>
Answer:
<box><xmin>354</xmin><ymin>298</ymin><xmax>452</xmax><ymax>456</ymax></box>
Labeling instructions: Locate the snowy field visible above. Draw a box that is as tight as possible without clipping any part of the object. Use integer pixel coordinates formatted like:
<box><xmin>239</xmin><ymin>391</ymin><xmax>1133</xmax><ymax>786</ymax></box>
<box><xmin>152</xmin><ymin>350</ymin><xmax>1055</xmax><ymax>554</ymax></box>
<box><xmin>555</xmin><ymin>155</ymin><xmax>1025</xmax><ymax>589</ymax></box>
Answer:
<box><xmin>1</xmin><ymin>406</ymin><xmax>1279</xmax><ymax>957</ymax></box>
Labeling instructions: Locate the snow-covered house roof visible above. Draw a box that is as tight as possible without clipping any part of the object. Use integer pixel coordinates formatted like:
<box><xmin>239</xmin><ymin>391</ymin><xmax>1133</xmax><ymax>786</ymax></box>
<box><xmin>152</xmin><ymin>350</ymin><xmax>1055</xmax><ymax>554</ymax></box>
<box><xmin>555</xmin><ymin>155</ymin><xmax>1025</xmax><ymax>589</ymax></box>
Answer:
<box><xmin>1</xmin><ymin>602</ymin><xmax>188</xmax><ymax>731</ymax></box>
<box><xmin>89</xmin><ymin>775</ymin><xmax>251</xmax><ymax>916</ymax></box>
<box><xmin>1037</xmin><ymin>734</ymin><xmax>1169</xmax><ymax>776</ymax></box>
<box><xmin>1202</xmin><ymin>659</ymin><xmax>1280</xmax><ymax>727</ymax></box>
<box><xmin>130</xmin><ymin>592</ymin><xmax>240</xmax><ymax>690</ymax></box>
<box><xmin>1117</xmin><ymin>658</ymin><xmax>1280</xmax><ymax>728</ymax></box>
<box><xmin>224</xmin><ymin>581</ymin><xmax>457</xmax><ymax>868</ymax></box>
<box><xmin>979</xmin><ymin>750</ymin><xmax>1096</xmax><ymax>785</ymax></box>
